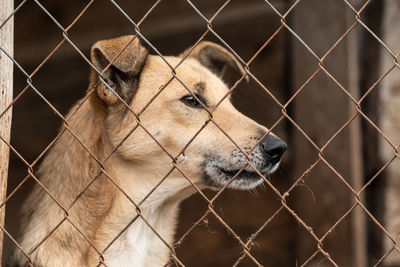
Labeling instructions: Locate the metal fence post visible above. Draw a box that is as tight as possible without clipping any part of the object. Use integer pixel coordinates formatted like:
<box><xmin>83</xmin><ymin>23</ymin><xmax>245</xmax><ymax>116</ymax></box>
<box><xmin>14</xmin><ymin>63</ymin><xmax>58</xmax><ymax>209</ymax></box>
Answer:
<box><xmin>0</xmin><ymin>0</ymin><xmax>14</xmax><ymax>263</ymax></box>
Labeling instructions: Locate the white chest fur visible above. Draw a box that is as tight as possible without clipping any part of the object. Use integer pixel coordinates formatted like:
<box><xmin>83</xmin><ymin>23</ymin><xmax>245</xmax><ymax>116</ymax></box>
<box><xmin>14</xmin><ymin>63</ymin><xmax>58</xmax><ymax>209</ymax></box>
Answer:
<box><xmin>104</xmin><ymin>203</ymin><xmax>179</xmax><ymax>267</ymax></box>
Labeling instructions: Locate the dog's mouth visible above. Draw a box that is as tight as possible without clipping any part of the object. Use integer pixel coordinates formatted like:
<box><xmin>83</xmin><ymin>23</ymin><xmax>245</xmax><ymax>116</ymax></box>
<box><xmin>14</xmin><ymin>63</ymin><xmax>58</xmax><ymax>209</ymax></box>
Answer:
<box><xmin>216</xmin><ymin>166</ymin><xmax>263</xmax><ymax>180</ymax></box>
<box><xmin>202</xmin><ymin>156</ymin><xmax>280</xmax><ymax>190</ymax></box>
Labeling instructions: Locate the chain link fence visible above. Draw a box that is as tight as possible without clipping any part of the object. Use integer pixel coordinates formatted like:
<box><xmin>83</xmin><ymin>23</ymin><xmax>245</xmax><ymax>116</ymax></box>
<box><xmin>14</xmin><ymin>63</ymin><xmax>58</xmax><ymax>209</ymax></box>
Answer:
<box><xmin>0</xmin><ymin>0</ymin><xmax>399</xmax><ymax>266</ymax></box>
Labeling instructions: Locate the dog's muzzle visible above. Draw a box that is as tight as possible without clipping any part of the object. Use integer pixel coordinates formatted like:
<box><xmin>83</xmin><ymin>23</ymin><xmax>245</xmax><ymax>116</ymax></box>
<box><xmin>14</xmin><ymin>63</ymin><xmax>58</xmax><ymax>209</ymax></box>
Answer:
<box><xmin>202</xmin><ymin>135</ymin><xmax>287</xmax><ymax>190</ymax></box>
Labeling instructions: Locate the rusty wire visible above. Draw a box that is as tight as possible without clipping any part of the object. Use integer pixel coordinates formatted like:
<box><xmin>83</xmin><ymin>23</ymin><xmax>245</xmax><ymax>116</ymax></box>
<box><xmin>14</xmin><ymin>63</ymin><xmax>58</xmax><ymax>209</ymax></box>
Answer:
<box><xmin>0</xmin><ymin>0</ymin><xmax>399</xmax><ymax>266</ymax></box>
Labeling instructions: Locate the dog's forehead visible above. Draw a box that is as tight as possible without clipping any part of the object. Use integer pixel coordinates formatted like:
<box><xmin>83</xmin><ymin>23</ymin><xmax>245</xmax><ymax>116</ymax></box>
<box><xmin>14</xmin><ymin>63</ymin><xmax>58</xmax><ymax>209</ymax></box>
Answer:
<box><xmin>145</xmin><ymin>56</ymin><xmax>209</xmax><ymax>78</ymax></box>
<box><xmin>143</xmin><ymin>55</ymin><xmax>229</xmax><ymax>97</ymax></box>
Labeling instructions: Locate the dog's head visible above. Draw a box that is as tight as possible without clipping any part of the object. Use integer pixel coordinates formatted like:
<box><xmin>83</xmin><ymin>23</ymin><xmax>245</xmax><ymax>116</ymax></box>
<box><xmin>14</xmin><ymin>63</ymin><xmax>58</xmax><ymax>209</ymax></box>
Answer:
<box><xmin>90</xmin><ymin>35</ymin><xmax>286</xmax><ymax>191</ymax></box>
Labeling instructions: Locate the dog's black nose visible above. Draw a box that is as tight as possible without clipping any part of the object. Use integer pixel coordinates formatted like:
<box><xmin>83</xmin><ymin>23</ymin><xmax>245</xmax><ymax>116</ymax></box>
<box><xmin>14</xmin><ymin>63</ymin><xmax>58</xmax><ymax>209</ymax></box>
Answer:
<box><xmin>261</xmin><ymin>135</ymin><xmax>287</xmax><ymax>164</ymax></box>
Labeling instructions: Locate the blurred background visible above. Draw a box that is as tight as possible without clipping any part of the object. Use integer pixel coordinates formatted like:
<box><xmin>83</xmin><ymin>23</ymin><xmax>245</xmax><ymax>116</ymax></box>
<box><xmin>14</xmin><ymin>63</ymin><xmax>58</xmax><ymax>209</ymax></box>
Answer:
<box><xmin>2</xmin><ymin>0</ymin><xmax>400</xmax><ymax>266</ymax></box>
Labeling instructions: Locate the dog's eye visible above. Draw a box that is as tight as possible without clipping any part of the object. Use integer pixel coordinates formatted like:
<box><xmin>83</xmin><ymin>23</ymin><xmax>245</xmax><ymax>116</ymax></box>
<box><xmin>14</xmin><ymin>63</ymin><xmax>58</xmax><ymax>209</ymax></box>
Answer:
<box><xmin>180</xmin><ymin>94</ymin><xmax>206</xmax><ymax>109</ymax></box>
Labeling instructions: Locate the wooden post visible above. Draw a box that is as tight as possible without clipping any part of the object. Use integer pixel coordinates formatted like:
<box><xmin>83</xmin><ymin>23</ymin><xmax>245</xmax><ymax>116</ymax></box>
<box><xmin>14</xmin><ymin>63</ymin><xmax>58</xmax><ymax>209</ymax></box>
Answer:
<box><xmin>0</xmin><ymin>0</ymin><xmax>14</xmax><ymax>263</ymax></box>
<box><xmin>291</xmin><ymin>0</ymin><xmax>354</xmax><ymax>265</ymax></box>
<box><xmin>346</xmin><ymin>5</ymin><xmax>367</xmax><ymax>267</ymax></box>
<box><xmin>380</xmin><ymin>1</ymin><xmax>400</xmax><ymax>265</ymax></box>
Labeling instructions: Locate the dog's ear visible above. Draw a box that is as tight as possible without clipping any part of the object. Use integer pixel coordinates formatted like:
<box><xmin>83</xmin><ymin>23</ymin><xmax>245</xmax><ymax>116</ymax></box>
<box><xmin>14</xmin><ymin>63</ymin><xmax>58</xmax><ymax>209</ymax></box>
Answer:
<box><xmin>91</xmin><ymin>35</ymin><xmax>148</xmax><ymax>105</ymax></box>
<box><xmin>181</xmin><ymin>41</ymin><xmax>248</xmax><ymax>81</ymax></box>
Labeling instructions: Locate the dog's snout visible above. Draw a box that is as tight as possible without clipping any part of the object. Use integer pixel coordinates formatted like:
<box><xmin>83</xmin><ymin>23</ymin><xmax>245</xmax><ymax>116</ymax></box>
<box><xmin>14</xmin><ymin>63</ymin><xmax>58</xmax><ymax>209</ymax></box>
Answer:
<box><xmin>260</xmin><ymin>135</ymin><xmax>287</xmax><ymax>164</ymax></box>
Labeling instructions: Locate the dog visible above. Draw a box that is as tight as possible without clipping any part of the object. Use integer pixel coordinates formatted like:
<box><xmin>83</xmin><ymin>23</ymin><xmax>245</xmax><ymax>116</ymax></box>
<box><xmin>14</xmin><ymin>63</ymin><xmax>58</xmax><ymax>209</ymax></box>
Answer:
<box><xmin>10</xmin><ymin>35</ymin><xmax>287</xmax><ymax>266</ymax></box>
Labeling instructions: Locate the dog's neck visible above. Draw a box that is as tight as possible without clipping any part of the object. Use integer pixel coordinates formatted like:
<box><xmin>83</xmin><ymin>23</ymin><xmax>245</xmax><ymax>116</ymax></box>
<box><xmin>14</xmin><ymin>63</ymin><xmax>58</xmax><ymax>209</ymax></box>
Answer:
<box><xmin>94</xmin><ymin>154</ymin><xmax>199</xmax><ymax>266</ymax></box>
<box><xmin>82</xmin><ymin>105</ymin><xmax>201</xmax><ymax>265</ymax></box>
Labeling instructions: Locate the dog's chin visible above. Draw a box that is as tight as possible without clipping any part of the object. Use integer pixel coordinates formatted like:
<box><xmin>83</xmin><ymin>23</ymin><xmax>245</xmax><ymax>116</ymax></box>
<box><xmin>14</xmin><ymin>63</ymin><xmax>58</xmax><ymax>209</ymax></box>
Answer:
<box><xmin>203</xmin><ymin>162</ymin><xmax>280</xmax><ymax>190</ymax></box>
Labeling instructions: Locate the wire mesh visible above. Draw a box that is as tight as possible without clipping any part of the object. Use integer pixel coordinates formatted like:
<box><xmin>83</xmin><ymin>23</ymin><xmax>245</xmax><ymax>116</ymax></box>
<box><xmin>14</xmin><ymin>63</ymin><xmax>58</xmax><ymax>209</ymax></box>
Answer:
<box><xmin>0</xmin><ymin>0</ymin><xmax>399</xmax><ymax>266</ymax></box>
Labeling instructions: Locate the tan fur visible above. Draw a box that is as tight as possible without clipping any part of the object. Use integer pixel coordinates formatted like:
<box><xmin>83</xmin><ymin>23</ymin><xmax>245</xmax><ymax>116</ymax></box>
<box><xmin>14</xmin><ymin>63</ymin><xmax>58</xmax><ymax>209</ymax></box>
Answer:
<box><xmin>10</xmin><ymin>36</ymin><xmax>285</xmax><ymax>267</ymax></box>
